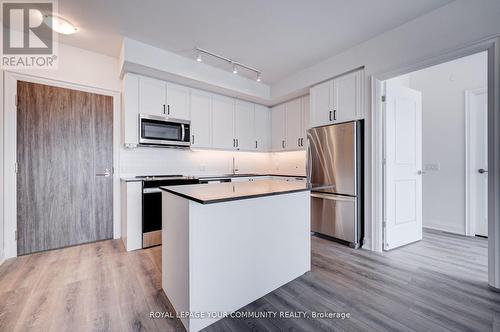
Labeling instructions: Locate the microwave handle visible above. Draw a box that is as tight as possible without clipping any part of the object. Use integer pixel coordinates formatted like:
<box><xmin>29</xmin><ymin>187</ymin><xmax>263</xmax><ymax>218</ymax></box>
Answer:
<box><xmin>181</xmin><ymin>124</ymin><xmax>185</xmax><ymax>142</ymax></box>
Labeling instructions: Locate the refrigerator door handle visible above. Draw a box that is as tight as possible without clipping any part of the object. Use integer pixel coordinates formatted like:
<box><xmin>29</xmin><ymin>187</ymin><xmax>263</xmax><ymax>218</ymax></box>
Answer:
<box><xmin>311</xmin><ymin>193</ymin><xmax>355</xmax><ymax>202</ymax></box>
<box><xmin>306</xmin><ymin>137</ymin><xmax>312</xmax><ymax>185</ymax></box>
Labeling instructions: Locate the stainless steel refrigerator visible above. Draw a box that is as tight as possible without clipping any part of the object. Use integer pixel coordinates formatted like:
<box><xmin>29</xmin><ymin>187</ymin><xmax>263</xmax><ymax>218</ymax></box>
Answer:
<box><xmin>307</xmin><ymin>120</ymin><xmax>363</xmax><ymax>248</ymax></box>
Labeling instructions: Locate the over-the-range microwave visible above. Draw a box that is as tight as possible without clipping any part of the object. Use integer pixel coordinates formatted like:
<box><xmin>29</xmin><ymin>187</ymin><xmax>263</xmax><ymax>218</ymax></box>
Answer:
<box><xmin>139</xmin><ymin>114</ymin><xmax>191</xmax><ymax>148</ymax></box>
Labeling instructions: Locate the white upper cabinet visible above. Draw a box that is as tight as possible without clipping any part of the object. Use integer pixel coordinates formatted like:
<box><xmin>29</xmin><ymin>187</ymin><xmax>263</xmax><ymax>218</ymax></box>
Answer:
<box><xmin>285</xmin><ymin>98</ymin><xmax>302</xmax><ymax>150</ymax></box>
<box><xmin>310</xmin><ymin>69</ymin><xmax>364</xmax><ymax>127</ymax></box>
<box><xmin>272</xmin><ymin>104</ymin><xmax>286</xmax><ymax>151</ymax></box>
<box><xmin>166</xmin><ymin>82</ymin><xmax>190</xmax><ymax>120</ymax></box>
<box><xmin>332</xmin><ymin>70</ymin><xmax>363</xmax><ymax>123</ymax></box>
<box><xmin>190</xmin><ymin>89</ymin><xmax>212</xmax><ymax>148</ymax></box>
<box><xmin>234</xmin><ymin>100</ymin><xmax>255</xmax><ymax>151</ymax></box>
<box><xmin>122</xmin><ymin>73</ymin><xmax>140</xmax><ymax>147</ymax></box>
<box><xmin>310</xmin><ymin>79</ymin><xmax>333</xmax><ymax>127</ymax></box>
<box><xmin>138</xmin><ymin>76</ymin><xmax>166</xmax><ymax>117</ymax></box>
<box><xmin>122</xmin><ymin>74</ymin><xmax>274</xmax><ymax>151</ymax></box>
<box><xmin>254</xmin><ymin>104</ymin><xmax>271</xmax><ymax>151</ymax></box>
<box><xmin>301</xmin><ymin>95</ymin><xmax>310</xmax><ymax>145</ymax></box>
<box><xmin>212</xmin><ymin>95</ymin><xmax>235</xmax><ymax>150</ymax></box>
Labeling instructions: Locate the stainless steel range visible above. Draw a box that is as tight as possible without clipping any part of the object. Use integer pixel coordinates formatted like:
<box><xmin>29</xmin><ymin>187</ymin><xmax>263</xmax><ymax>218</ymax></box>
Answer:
<box><xmin>139</xmin><ymin>175</ymin><xmax>199</xmax><ymax>248</ymax></box>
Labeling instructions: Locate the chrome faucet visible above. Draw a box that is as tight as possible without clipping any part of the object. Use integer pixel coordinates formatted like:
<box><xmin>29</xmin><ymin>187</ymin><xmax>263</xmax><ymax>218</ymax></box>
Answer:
<box><xmin>232</xmin><ymin>156</ymin><xmax>239</xmax><ymax>175</ymax></box>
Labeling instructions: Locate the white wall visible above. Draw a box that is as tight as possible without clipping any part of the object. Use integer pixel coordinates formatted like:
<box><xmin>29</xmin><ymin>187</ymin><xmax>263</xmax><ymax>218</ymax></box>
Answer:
<box><xmin>409</xmin><ymin>52</ymin><xmax>487</xmax><ymax>234</ymax></box>
<box><xmin>272</xmin><ymin>1</ymin><xmax>500</xmax><ymax>100</ymax></box>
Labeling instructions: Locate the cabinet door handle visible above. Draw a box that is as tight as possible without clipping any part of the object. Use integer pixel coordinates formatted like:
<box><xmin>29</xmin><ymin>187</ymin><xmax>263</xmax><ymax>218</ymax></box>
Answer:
<box><xmin>163</xmin><ymin>104</ymin><xmax>166</xmax><ymax>115</ymax></box>
<box><xmin>329</xmin><ymin>110</ymin><xmax>332</xmax><ymax>121</ymax></box>
<box><xmin>282</xmin><ymin>140</ymin><xmax>285</xmax><ymax>149</ymax></box>
<box><xmin>233</xmin><ymin>139</ymin><xmax>236</xmax><ymax>147</ymax></box>
<box><xmin>167</xmin><ymin>105</ymin><xmax>170</xmax><ymax>115</ymax></box>
<box><xmin>333</xmin><ymin>109</ymin><xmax>337</xmax><ymax>121</ymax></box>
<box><xmin>192</xmin><ymin>135</ymin><xmax>195</xmax><ymax>144</ymax></box>
<box><xmin>255</xmin><ymin>140</ymin><xmax>258</xmax><ymax>149</ymax></box>
<box><xmin>298</xmin><ymin>138</ymin><xmax>300</xmax><ymax>147</ymax></box>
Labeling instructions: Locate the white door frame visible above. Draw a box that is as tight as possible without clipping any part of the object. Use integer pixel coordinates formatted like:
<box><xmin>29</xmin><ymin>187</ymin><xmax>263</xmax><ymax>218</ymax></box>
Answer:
<box><xmin>465</xmin><ymin>87</ymin><xmax>488</xmax><ymax>237</ymax></box>
<box><xmin>2</xmin><ymin>71</ymin><xmax>121</xmax><ymax>259</ymax></box>
<box><xmin>371</xmin><ymin>36</ymin><xmax>500</xmax><ymax>290</ymax></box>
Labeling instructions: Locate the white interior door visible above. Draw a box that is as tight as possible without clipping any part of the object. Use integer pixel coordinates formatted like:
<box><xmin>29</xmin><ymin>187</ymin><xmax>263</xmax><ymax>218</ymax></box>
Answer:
<box><xmin>384</xmin><ymin>85</ymin><xmax>423</xmax><ymax>250</ymax></box>
<box><xmin>468</xmin><ymin>89</ymin><xmax>488</xmax><ymax>237</ymax></box>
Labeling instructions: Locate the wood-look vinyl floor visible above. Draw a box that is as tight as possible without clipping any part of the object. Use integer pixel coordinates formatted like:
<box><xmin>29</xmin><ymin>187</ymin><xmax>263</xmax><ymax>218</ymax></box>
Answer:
<box><xmin>0</xmin><ymin>229</ymin><xmax>498</xmax><ymax>332</ymax></box>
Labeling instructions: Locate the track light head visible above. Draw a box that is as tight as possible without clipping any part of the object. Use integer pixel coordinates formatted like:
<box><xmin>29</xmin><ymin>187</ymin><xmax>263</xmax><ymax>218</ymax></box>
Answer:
<box><xmin>232</xmin><ymin>64</ymin><xmax>238</xmax><ymax>74</ymax></box>
<box><xmin>256</xmin><ymin>73</ymin><xmax>262</xmax><ymax>82</ymax></box>
<box><xmin>196</xmin><ymin>52</ymin><xmax>202</xmax><ymax>62</ymax></box>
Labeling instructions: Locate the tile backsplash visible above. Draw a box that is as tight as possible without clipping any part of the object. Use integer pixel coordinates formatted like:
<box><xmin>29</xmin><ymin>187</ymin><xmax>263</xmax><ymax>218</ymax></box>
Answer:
<box><xmin>119</xmin><ymin>147</ymin><xmax>306</xmax><ymax>177</ymax></box>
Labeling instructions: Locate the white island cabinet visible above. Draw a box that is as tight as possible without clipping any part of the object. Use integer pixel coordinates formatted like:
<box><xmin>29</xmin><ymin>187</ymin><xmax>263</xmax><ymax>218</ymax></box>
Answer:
<box><xmin>160</xmin><ymin>180</ymin><xmax>311</xmax><ymax>332</ymax></box>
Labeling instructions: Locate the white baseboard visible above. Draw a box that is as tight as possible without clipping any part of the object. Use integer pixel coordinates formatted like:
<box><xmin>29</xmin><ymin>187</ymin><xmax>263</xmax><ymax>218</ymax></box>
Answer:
<box><xmin>423</xmin><ymin>220</ymin><xmax>465</xmax><ymax>235</ymax></box>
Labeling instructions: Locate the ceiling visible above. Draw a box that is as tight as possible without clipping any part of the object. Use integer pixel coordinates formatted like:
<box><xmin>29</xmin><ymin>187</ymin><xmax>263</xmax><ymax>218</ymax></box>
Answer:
<box><xmin>58</xmin><ymin>0</ymin><xmax>453</xmax><ymax>84</ymax></box>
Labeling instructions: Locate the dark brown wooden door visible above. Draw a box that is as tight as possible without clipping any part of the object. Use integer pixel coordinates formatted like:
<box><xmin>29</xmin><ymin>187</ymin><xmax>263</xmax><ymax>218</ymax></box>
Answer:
<box><xmin>17</xmin><ymin>81</ymin><xmax>113</xmax><ymax>255</ymax></box>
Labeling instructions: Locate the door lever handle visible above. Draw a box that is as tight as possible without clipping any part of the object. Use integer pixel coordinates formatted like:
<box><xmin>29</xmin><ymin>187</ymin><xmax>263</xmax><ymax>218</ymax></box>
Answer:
<box><xmin>478</xmin><ymin>168</ymin><xmax>488</xmax><ymax>174</ymax></box>
<box><xmin>96</xmin><ymin>168</ymin><xmax>110</xmax><ymax>177</ymax></box>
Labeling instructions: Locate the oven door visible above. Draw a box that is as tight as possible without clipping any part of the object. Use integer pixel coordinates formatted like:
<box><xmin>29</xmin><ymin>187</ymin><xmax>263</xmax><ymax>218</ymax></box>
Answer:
<box><xmin>139</xmin><ymin>114</ymin><xmax>190</xmax><ymax>147</ymax></box>
<box><xmin>142</xmin><ymin>187</ymin><xmax>163</xmax><ymax>248</ymax></box>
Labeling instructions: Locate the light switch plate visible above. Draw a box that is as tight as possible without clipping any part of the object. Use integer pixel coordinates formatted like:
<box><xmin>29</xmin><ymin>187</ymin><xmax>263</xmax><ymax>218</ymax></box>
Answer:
<box><xmin>423</xmin><ymin>163</ymin><xmax>440</xmax><ymax>171</ymax></box>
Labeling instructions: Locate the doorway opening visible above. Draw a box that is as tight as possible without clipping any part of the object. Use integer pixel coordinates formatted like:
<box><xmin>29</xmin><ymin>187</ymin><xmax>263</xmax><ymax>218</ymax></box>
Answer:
<box><xmin>381</xmin><ymin>51</ymin><xmax>488</xmax><ymax>281</ymax></box>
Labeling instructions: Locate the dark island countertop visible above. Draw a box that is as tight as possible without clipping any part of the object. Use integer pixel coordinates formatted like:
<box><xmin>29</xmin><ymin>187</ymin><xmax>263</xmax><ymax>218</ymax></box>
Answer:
<box><xmin>160</xmin><ymin>179</ymin><xmax>311</xmax><ymax>204</ymax></box>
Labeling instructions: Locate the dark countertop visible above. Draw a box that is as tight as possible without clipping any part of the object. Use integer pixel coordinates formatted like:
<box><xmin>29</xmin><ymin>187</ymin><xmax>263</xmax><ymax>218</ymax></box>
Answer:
<box><xmin>121</xmin><ymin>173</ymin><xmax>306</xmax><ymax>182</ymax></box>
<box><xmin>160</xmin><ymin>179</ymin><xmax>311</xmax><ymax>204</ymax></box>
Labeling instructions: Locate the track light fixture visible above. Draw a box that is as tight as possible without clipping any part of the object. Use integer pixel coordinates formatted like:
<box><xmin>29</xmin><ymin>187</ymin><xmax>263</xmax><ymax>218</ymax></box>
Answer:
<box><xmin>195</xmin><ymin>47</ymin><xmax>262</xmax><ymax>82</ymax></box>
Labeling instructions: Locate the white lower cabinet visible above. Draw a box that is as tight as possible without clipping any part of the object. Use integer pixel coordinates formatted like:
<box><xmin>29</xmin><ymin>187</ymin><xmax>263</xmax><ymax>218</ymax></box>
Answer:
<box><xmin>212</xmin><ymin>95</ymin><xmax>235</xmax><ymax>150</ymax></box>
<box><xmin>121</xmin><ymin>181</ymin><xmax>142</xmax><ymax>251</ymax></box>
<box><xmin>190</xmin><ymin>89</ymin><xmax>212</xmax><ymax>148</ymax></box>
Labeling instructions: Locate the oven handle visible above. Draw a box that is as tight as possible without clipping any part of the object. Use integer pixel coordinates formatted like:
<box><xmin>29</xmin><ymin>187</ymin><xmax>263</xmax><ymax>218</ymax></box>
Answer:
<box><xmin>143</xmin><ymin>188</ymin><xmax>162</xmax><ymax>194</ymax></box>
<box><xmin>181</xmin><ymin>123</ymin><xmax>185</xmax><ymax>142</ymax></box>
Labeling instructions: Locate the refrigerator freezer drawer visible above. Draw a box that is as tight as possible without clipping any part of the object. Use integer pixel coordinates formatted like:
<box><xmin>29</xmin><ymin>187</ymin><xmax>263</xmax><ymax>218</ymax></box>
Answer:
<box><xmin>311</xmin><ymin>193</ymin><xmax>358</xmax><ymax>244</ymax></box>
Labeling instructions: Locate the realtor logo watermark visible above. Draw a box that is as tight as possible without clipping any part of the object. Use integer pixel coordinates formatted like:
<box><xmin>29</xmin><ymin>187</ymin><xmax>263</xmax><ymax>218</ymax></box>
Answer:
<box><xmin>1</xmin><ymin>1</ymin><xmax>58</xmax><ymax>68</ymax></box>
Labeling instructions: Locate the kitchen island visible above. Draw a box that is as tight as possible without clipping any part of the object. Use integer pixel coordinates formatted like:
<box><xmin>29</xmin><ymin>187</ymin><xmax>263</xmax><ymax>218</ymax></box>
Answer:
<box><xmin>160</xmin><ymin>180</ymin><xmax>311</xmax><ymax>332</ymax></box>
